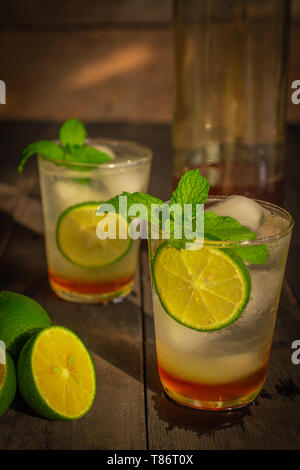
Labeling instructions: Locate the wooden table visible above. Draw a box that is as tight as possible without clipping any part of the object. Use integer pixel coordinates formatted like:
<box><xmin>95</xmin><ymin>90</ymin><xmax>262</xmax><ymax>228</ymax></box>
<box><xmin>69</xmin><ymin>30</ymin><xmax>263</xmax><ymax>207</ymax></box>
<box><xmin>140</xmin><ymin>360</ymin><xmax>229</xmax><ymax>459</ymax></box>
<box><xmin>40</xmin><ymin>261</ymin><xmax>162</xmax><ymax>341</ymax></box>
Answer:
<box><xmin>0</xmin><ymin>122</ymin><xmax>299</xmax><ymax>450</ymax></box>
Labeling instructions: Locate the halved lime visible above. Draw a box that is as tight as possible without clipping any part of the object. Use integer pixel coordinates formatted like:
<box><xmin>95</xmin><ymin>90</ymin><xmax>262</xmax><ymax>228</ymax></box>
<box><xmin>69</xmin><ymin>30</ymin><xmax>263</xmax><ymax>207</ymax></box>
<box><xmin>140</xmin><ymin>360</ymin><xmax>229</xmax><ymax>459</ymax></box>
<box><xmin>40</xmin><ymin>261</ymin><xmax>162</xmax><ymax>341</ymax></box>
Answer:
<box><xmin>153</xmin><ymin>242</ymin><xmax>251</xmax><ymax>332</ymax></box>
<box><xmin>17</xmin><ymin>326</ymin><xmax>96</xmax><ymax>421</ymax></box>
<box><xmin>56</xmin><ymin>202</ymin><xmax>132</xmax><ymax>269</ymax></box>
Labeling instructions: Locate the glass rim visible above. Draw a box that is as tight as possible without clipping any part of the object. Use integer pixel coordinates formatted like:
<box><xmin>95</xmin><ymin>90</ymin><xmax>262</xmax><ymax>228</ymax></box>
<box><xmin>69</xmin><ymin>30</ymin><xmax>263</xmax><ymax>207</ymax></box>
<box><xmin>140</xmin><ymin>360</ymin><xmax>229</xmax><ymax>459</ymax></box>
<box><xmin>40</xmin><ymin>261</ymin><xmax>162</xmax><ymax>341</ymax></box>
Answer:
<box><xmin>159</xmin><ymin>196</ymin><xmax>293</xmax><ymax>247</ymax></box>
<box><xmin>202</xmin><ymin>196</ymin><xmax>294</xmax><ymax>247</ymax></box>
<box><xmin>38</xmin><ymin>137</ymin><xmax>153</xmax><ymax>170</ymax></box>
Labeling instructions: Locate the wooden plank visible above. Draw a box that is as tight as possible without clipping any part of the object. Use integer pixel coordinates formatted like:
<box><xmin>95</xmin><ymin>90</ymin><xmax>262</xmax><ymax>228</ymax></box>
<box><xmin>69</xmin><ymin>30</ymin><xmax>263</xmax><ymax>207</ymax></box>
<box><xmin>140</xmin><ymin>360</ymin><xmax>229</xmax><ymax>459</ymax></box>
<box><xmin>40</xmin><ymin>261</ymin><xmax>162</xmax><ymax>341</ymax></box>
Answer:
<box><xmin>292</xmin><ymin>0</ymin><xmax>300</xmax><ymax>21</ymax></box>
<box><xmin>1</xmin><ymin>351</ymin><xmax>145</xmax><ymax>450</ymax></box>
<box><xmin>0</xmin><ymin>121</ymin><xmax>54</xmax><ymax>259</ymax></box>
<box><xmin>0</xmin><ymin>166</ymin><xmax>36</xmax><ymax>261</ymax></box>
<box><xmin>0</xmin><ymin>30</ymin><xmax>299</xmax><ymax>125</ymax></box>
<box><xmin>0</xmin><ymin>25</ymin><xmax>300</xmax><ymax>123</ymax></box>
<box><xmin>0</xmin><ymin>30</ymin><xmax>172</xmax><ymax>123</ymax></box>
<box><xmin>1</xmin><ymin>1</ymin><xmax>172</xmax><ymax>27</ymax></box>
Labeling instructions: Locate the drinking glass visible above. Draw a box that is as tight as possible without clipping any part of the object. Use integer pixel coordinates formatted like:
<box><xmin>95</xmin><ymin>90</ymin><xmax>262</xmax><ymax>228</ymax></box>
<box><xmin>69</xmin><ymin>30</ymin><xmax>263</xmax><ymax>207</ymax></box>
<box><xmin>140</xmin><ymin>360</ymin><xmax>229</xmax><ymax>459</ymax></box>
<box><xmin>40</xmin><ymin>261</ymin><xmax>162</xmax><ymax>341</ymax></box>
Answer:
<box><xmin>38</xmin><ymin>138</ymin><xmax>152</xmax><ymax>303</ymax></box>
<box><xmin>149</xmin><ymin>197</ymin><xmax>293</xmax><ymax>409</ymax></box>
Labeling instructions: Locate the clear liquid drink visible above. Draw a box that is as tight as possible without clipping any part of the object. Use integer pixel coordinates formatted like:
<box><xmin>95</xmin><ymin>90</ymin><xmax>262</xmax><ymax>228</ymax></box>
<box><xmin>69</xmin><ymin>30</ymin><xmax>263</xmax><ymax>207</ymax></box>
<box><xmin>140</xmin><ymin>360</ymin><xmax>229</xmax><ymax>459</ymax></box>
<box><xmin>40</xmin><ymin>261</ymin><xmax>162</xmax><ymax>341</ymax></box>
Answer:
<box><xmin>39</xmin><ymin>138</ymin><xmax>152</xmax><ymax>303</ymax></box>
<box><xmin>150</xmin><ymin>197</ymin><xmax>293</xmax><ymax>409</ymax></box>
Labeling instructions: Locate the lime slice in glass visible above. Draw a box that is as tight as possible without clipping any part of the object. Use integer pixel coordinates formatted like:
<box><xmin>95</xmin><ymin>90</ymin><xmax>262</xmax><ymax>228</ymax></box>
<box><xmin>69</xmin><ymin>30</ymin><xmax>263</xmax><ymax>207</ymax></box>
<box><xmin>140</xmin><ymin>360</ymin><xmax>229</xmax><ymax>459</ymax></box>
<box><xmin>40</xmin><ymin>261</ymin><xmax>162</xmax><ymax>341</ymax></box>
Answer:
<box><xmin>56</xmin><ymin>202</ymin><xmax>132</xmax><ymax>269</ymax></box>
<box><xmin>153</xmin><ymin>242</ymin><xmax>251</xmax><ymax>332</ymax></box>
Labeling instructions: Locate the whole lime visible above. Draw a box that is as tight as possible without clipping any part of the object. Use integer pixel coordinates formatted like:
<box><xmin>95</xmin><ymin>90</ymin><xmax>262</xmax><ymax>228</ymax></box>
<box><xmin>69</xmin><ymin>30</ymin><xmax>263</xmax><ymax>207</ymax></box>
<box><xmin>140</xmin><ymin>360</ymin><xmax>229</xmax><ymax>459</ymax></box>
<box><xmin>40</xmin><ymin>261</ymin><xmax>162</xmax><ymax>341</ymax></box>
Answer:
<box><xmin>0</xmin><ymin>352</ymin><xmax>17</xmax><ymax>416</ymax></box>
<box><xmin>0</xmin><ymin>291</ymin><xmax>52</xmax><ymax>358</ymax></box>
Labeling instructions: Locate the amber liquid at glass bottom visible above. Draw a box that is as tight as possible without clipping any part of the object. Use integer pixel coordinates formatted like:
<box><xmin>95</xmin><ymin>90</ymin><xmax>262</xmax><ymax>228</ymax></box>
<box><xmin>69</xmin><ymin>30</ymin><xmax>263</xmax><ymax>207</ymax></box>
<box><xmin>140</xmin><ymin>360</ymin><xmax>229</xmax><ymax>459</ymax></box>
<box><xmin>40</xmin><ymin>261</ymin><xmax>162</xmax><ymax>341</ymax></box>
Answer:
<box><xmin>151</xmin><ymin>199</ymin><xmax>292</xmax><ymax>410</ymax></box>
<box><xmin>49</xmin><ymin>269</ymin><xmax>134</xmax><ymax>303</ymax></box>
<box><xmin>158</xmin><ymin>358</ymin><xmax>268</xmax><ymax>410</ymax></box>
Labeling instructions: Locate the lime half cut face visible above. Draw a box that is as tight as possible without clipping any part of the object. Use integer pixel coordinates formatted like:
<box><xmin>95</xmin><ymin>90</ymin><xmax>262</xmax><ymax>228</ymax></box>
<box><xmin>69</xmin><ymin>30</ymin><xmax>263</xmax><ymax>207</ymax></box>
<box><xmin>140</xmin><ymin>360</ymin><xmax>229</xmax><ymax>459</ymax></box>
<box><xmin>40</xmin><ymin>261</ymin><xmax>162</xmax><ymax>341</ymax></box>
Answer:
<box><xmin>17</xmin><ymin>326</ymin><xmax>96</xmax><ymax>421</ymax></box>
<box><xmin>56</xmin><ymin>202</ymin><xmax>132</xmax><ymax>269</ymax></box>
<box><xmin>153</xmin><ymin>242</ymin><xmax>251</xmax><ymax>332</ymax></box>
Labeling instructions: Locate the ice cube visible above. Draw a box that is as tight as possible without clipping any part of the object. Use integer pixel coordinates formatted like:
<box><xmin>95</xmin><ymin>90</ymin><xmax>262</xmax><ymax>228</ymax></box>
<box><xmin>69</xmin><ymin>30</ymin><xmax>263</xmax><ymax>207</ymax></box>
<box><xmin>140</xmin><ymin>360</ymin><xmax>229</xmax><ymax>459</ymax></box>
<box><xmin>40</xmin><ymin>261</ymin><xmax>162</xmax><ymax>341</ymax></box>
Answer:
<box><xmin>94</xmin><ymin>144</ymin><xmax>115</xmax><ymax>160</ymax></box>
<box><xmin>208</xmin><ymin>195</ymin><xmax>264</xmax><ymax>232</ymax></box>
<box><xmin>257</xmin><ymin>210</ymin><xmax>284</xmax><ymax>239</ymax></box>
<box><xmin>54</xmin><ymin>180</ymin><xmax>110</xmax><ymax>210</ymax></box>
<box><xmin>105</xmin><ymin>166</ymin><xmax>150</xmax><ymax>197</ymax></box>
<box><xmin>227</xmin><ymin>266</ymin><xmax>283</xmax><ymax>344</ymax></box>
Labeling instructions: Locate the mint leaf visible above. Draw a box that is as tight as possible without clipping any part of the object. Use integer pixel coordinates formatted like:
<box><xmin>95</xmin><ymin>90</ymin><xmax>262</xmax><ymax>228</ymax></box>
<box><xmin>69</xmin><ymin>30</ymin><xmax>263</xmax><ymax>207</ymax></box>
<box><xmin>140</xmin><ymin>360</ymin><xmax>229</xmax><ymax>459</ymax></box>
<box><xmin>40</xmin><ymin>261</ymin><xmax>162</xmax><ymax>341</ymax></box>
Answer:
<box><xmin>204</xmin><ymin>211</ymin><xmax>256</xmax><ymax>242</ymax></box>
<box><xmin>59</xmin><ymin>119</ymin><xmax>87</xmax><ymax>148</ymax></box>
<box><xmin>168</xmin><ymin>170</ymin><xmax>208</xmax><ymax>240</ymax></box>
<box><xmin>18</xmin><ymin>140</ymin><xmax>64</xmax><ymax>172</ymax></box>
<box><xmin>170</xmin><ymin>169</ymin><xmax>209</xmax><ymax>211</ymax></box>
<box><xmin>233</xmin><ymin>244</ymin><xmax>269</xmax><ymax>264</ymax></box>
<box><xmin>65</xmin><ymin>145</ymin><xmax>112</xmax><ymax>164</ymax></box>
<box><xmin>203</xmin><ymin>212</ymin><xmax>268</xmax><ymax>264</ymax></box>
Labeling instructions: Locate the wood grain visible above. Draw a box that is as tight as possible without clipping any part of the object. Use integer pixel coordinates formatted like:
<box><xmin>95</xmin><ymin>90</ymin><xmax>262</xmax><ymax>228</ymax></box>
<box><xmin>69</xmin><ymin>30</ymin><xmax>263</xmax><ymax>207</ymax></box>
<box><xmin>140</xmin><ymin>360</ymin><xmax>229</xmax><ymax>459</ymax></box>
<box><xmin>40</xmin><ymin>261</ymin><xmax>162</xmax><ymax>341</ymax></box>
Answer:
<box><xmin>0</xmin><ymin>21</ymin><xmax>300</xmax><ymax>124</ymax></box>
<box><xmin>0</xmin><ymin>30</ymin><xmax>173</xmax><ymax>123</ymax></box>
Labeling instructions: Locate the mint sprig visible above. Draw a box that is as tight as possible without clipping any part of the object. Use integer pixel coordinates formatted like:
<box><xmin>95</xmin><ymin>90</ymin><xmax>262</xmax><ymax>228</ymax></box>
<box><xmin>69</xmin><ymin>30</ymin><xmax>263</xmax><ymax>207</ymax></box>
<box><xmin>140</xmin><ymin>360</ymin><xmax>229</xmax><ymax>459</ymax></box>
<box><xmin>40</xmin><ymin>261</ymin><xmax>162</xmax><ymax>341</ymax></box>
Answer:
<box><xmin>170</xmin><ymin>169</ymin><xmax>209</xmax><ymax>213</ymax></box>
<box><xmin>98</xmin><ymin>169</ymin><xmax>268</xmax><ymax>265</ymax></box>
<box><xmin>18</xmin><ymin>118</ymin><xmax>112</xmax><ymax>172</ymax></box>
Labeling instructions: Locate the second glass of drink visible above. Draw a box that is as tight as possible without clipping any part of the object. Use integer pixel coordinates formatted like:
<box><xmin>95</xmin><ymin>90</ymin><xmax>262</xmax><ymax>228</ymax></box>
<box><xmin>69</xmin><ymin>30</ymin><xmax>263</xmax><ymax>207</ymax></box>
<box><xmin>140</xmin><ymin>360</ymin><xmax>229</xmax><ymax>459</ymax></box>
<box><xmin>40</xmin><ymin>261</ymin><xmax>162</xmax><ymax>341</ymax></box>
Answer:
<box><xmin>39</xmin><ymin>138</ymin><xmax>152</xmax><ymax>303</ymax></box>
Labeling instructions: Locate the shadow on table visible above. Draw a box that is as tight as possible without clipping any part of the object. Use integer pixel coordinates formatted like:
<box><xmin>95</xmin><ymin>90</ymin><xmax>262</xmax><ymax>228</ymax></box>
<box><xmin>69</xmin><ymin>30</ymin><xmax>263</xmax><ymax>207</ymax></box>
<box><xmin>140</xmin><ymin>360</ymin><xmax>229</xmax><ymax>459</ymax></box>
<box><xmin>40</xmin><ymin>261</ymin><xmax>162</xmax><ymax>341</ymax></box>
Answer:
<box><xmin>10</xmin><ymin>389</ymin><xmax>41</xmax><ymax>420</ymax></box>
<box><xmin>152</xmin><ymin>391</ymin><xmax>253</xmax><ymax>436</ymax></box>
